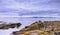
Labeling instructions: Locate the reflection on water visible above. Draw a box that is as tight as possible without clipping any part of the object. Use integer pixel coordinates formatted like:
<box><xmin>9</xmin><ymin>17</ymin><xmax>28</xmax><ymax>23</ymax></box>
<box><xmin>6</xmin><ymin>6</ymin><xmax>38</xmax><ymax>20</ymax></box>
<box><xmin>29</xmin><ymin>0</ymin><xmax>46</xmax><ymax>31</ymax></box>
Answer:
<box><xmin>0</xmin><ymin>17</ymin><xmax>60</xmax><ymax>35</ymax></box>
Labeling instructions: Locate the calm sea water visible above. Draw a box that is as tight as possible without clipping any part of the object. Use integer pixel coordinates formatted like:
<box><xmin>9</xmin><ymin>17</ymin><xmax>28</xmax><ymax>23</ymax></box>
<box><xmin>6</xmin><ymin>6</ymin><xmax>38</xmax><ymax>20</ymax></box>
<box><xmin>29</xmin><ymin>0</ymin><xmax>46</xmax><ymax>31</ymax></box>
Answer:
<box><xmin>0</xmin><ymin>17</ymin><xmax>60</xmax><ymax>35</ymax></box>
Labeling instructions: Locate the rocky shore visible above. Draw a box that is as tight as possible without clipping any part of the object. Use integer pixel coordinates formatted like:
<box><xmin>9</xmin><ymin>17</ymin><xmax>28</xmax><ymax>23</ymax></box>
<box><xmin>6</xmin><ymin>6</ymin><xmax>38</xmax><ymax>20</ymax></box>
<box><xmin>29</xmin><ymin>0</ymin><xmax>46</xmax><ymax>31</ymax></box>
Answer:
<box><xmin>11</xmin><ymin>20</ymin><xmax>60</xmax><ymax>35</ymax></box>
<box><xmin>0</xmin><ymin>22</ymin><xmax>21</xmax><ymax>29</ymax></box>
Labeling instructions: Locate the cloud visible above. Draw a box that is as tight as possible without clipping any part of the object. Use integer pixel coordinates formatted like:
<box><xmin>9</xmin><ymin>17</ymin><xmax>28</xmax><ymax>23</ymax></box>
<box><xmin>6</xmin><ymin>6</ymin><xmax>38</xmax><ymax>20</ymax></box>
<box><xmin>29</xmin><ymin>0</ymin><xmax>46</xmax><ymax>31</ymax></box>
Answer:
<box><xmin>13</xmin><ymin>0</ymin><xmax>60</xmax><ymax>11</ymax></box>
<box><xmin>0</xmin><ymin>0</ymin><xmax>60</xmax><ymax>11</ymax></box>
<box><xmin>0</xmin><ymin>0</ymin><xmax>60</xmax><ymax>17</ymax></box>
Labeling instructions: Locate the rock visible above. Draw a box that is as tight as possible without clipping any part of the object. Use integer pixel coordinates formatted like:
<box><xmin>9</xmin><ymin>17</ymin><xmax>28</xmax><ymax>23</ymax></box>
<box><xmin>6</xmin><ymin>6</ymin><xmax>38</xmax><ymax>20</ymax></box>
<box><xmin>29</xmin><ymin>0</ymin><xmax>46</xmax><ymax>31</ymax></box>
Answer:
<box><xmin>12</xmin><ymin>31</ymin><xmax>22</xmax><ymax>35</ymax></box>
<box><xmin>11</xmin><ymin>20</ymin><xmax>60</xmax><ymax>35</ymax></box>
<box><xmin>29</xmin><ymin>32</ymin><xmax>39</xmax><ymax>35</ymax></box>
<box><xmin>55</xmin><ymin>32</ymin><xmax>60</xmax><ymax>35</ymax></box>
<box><xmin>12</xmin><ymin>20</ymin><xmax>44</xmax><ymax>35</ymax></box>
<box><xmin>44</xmin><ymin>21</ymin><xmax>60</xmax><ymax>32</ymax></box>
<box><xmin>0</xmin><ymin>22</ymin><xmax>21</xmax><ymax>29</ymax></box>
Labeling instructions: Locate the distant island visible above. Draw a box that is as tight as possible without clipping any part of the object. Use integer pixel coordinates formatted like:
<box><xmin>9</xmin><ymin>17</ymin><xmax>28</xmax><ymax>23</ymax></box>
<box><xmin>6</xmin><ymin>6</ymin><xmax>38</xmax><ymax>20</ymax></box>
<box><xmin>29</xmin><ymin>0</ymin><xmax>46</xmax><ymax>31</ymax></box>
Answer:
<box><xmin>11</xmin><ymin>20</ymin><xmax>60</xmax><ymax>35</ymax></box>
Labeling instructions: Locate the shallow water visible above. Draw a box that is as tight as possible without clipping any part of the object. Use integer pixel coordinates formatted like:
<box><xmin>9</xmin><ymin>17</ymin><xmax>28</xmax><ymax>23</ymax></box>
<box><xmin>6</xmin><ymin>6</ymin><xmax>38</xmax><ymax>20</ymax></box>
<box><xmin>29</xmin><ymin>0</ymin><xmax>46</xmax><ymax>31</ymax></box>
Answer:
<box><xmin>0</xmin><ymin>17</ymin><xmax>60</xmax><ymax>35</ymax></box>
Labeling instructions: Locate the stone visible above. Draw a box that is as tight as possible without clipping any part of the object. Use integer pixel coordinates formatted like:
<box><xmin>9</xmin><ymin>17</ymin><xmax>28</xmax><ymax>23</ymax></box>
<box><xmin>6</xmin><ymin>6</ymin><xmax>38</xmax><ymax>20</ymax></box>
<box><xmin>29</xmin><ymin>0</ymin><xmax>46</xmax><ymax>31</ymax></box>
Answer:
<box><xmin>11</xmin><ymin>20</ymin><xmax>60</xmax><ymax>35</ymax></box>
<box><xmin>0</xmin><ymin>22</ymin><xmax>21</xmax><ymax>29</ymax></box>
<box><xmin>29</xmin><ymin>32</ymin><xmax>39</xmax><ymax>35</ymax></box>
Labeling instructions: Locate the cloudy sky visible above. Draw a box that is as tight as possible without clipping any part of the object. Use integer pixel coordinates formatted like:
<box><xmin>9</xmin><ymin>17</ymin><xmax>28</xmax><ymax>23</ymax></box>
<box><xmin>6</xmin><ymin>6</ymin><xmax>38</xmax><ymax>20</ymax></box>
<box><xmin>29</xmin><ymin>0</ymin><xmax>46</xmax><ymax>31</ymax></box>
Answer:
<box><xmin>0</xmin><ymin>0</ymin><xmax>60</xmax><ymax>22</ymax></box>
<box><xmin>0</xmin><ymin>0</ymin><xmax>60</xmax><ymax>17</ymax></box>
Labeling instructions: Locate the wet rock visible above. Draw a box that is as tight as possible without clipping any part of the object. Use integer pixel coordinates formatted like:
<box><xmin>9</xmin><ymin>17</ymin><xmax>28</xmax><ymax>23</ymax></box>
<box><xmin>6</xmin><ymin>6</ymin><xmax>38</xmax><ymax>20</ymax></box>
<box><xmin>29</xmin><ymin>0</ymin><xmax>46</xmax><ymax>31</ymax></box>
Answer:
<box><xmin>0</xmin><ymin>22</ymin><xmax>21</xmax><ymax>29</ymax></box>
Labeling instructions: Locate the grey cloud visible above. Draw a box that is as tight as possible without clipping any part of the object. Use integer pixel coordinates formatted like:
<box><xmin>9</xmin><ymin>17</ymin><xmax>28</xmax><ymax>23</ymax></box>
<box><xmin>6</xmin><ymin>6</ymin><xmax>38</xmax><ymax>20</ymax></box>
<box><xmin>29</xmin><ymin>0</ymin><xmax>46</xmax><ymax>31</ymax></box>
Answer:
<box><xmin>19</xmin><ymin>10</ymin><xmax>60</xmax><ymax>15</ymax></box>
<box><xmin>0</xmin><ymin>0</ymin><xmax>60</xmax><ymax>16</ymax></box>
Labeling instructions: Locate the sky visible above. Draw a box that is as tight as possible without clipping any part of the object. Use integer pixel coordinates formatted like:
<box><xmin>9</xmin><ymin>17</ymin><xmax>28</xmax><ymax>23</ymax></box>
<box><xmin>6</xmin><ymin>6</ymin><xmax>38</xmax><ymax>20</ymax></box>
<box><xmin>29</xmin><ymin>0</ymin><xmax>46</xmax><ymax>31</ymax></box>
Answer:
<box><xmin>0</xmin><ymin>0</ymin><xmax>60</xmax><ymax>17</ymax></box>
<box><xmin>0</xmin><ymin>0</ymin><xmax>60</xmax><ymax>22</ymax></box>
<box><xmin>0</xmin><ymin>0</ymin><xmax>60</xmax><ymax>35</ymax></box>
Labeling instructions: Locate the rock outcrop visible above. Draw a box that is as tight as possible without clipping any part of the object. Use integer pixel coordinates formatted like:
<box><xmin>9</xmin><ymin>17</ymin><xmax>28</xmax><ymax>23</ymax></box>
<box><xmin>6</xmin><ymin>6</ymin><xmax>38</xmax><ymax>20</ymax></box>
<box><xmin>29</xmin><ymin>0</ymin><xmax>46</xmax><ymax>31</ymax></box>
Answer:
<box><xmin>44</xmin><ymin>21</ymin><xmax>60</xmax><ymax>32</ymax></box>
<box><xmin>0</xmin><ymin>22</ymin><xmax>21</xmax><ymax>29</ymax></box>
<box><xmin>12</xmin><ymin>20</ymin><xmax>60</xmax><ymax>35</ymax></box>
